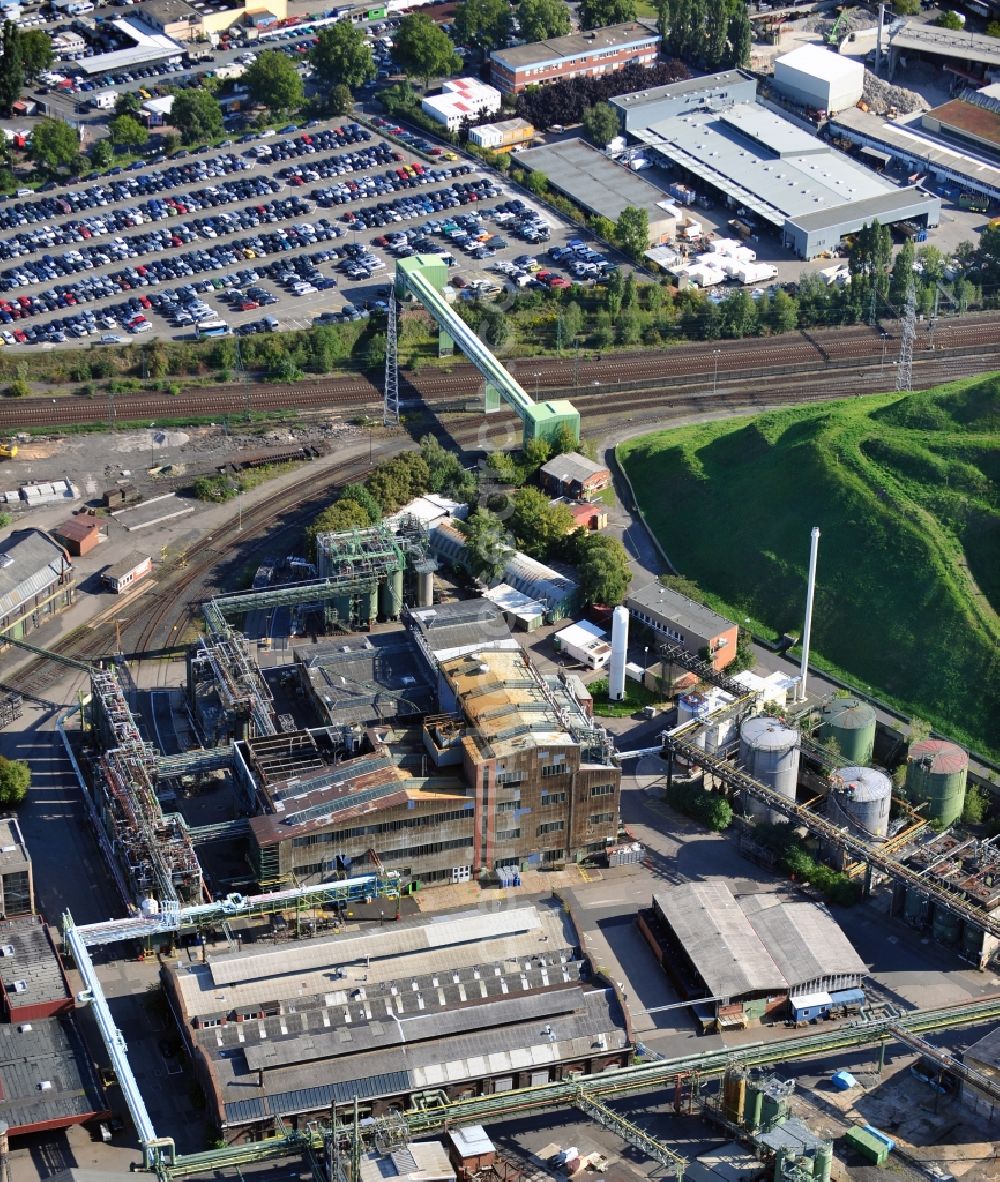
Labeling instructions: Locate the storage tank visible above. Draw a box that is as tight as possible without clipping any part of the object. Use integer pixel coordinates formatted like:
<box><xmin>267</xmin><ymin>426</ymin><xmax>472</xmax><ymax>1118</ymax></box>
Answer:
<box><xmin>740</xmin><ymin>715</ymin><xmax>800</xmax><ymax>821</ymax></box>
<box><xmin>608</xmin><ymin>606</ymin><xmax>629</xmax><ymax>701</ymax></box>
<box><xmin>826</xmin><ymin>766</ymin><xmax>891</xmax><ymax>840</ymax></box>
<box><xmin>820</xmin><ymin>697</ymin><xmax>876</xmax><ymax>766</ymax></box>
<box><xmin>905</xmin><ymin>740</ymin><xmax>968</xmax><ymax>827</ymax></box>
<box><xmin>417</xmin><ymin>567</ymin><xmax>434</xmax><ymax>609</ymax></box>
<box><xmin>678</xmin><ymin>687</ymin><xmax>736</xmax><ymax>753</ymax></box>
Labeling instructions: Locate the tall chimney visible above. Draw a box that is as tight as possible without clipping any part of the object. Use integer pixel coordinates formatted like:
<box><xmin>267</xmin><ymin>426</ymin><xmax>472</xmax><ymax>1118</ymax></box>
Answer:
<box><xmin>798</xmin><ymin>527</ymin><xmax>820</xmax><ymax>703</ymax></box>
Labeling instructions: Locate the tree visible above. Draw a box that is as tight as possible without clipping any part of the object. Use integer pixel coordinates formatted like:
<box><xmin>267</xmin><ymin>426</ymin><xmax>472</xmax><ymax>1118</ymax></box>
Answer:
<box><xmin>727</xmin><ymin>2</ymin><xmax>751</xmax><ymax>69</ymax></box>
<box><xmin>453</xmin><ymin>0</ymin><xmax>512</xmax><ymax>53</ymax></box>
<box><xmin>311</xmin><ymin>21</ymin><xmax>375</xmax><ymax>91</ymax></box>
<box><xmin>108</xmin><ymin>114</ymin><xmax>149</xmax><ymax>152</ymax></box>
<box><xmin>460</xmin><ymin>509</ymin><xmax>509</xmax><ymax>582</ymax></box>
<box><xmin>330</xmin><ymin>84</ymin><xmax>355</xmax><ymax>116</ymax></box>
<box><xmin>395</xmin><ymin>13</ymin><xmax>461</xmax><ymax>87</ymax></box>
<box><xmin>30</xmin><ymin>116</ymin><xmax>79</xmax><ymax>172</ymax></box>
<box><xmin>849</xmin><ymin>220</ymin><xmax>892</xmax><ymax>309</ymax></box>
<box><xmin>518</xmin><ymin>0</ymin><xmax>572</xmax><ymax>42</ymax></box>
<box><xmin>938</xmin><ymin>9</ymin><xmax>963</xmax><ymax>28</ymax></box>
<box><xmin>962</xmin><ymin>783</ymin><xmax>988</xmax><ymax>825</ymax></box>
<box><xmin>704</xmin><ymin>0</ymin><xmax>730</xmax><ymax>70</ymax></box>
<box><xmin>0</xmin><ymin>756</ymin><xmax>29</xmax><ymax>807</ymax></box>
<box><xmin>89</xmin><ymin>138</ymin><xmax>114</xmax><ymax>170</ymax></box>
<box><xmin>171</xmin><ymin>88</ymin><xmax>224</xmax><ymax>145</ymax></box>
<box><xmin>509</xmin><ymin>487</ymin><xmax>574</xmax><ymax>559</ymax></box>
<box><xmin>578</xmin><ymin>0</ymin><xmax>637</xmax><ymax>30</ymax></box>
<box><xmin>0</xmin><ymin>22</ymin><xmax>22</xmax><ymax>116</ymax></box>
<box><xmin>114</xmin><ymin>90</ymin><xmax>143</xmax><ymax>117</ymax></box>
<box><xmin>719</xmin><ymin>288</ymin><xmax>759</xmax><ymax>338</ymax></box>
<box><xmin>582</xmin><ymin>101</ymin><xmax>619</xmax><ymax>148</ymax></box>
<box><xmin>561</xmin><ymin>300</ymin><xmax>584</xmax><ymax>344</ymax></box>
<box><xmin>244</xmin><ymin>49</ymin><xmax>304</xmax><ymax>112</ymax></box>
<box><xmin>419</xmin><ymin>434</ymin><xmax>474</xmax><ymax>501</ymax></box>
<box><xmin>614</xmin><ymin>206</ymin><xmax>648</xmax><ymax>261</ymax></box>
<box><xmin>522</xmin><ymin>436</ymin><xmax>552</xmax><ymax>472</ymax></box>
<box><xmin>889</xmin><ymin>238</ymin><xmax>915</xmax><ymax>309</ymax></box>
<box><xmin>340</xmin><ymin>481</ymin><xmax>382</xmax><ymax>523</ymax></box>
<box><xmin>574</xmin><ymin>533</ymin><xmax>632</xmax><ymax>606</ymax></box>
<box><xmin>893</xmin><ymin>0</ymin><xmax>920</xmax><ymax>12</ymax></box>
<box><xmin>916</xmin><ymin>245</ymin><xmax>945</xmax><ymax>285</ymax></box>
<box><xmin>18</xmin><ymin>30</ymin><xmax>52</xmax><ymax>80</ymax></box>
<box><xmin>761</xmin><ymin>287</ymin><xmax>798</xmax><ymax>335</ymax></box>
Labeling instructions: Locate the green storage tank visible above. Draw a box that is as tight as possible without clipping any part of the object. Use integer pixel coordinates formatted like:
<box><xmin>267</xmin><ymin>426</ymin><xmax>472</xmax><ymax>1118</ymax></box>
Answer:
<box><xmin>905</xmin><ymin>739</ymin><xmax>968</xmax><ymax>827</ymax></box>
<box><xmin>932</xmin><ymin>904</ymin><xmax>962</xmax><ymax>947</ymax></box>
<box><xmin>813</xmin><ymin>1142</ymin><xmax>833</xmax><ymax>1182</ymax></box>
<box><xmin>820</xmin><ymin>697</ymin><xmax>876</xmax><ymax>766</ymax></box>
<box><xmin>745</xmin><ymin>1085</ymin><xmax>763</xmax><ymax>1131</ymax></box>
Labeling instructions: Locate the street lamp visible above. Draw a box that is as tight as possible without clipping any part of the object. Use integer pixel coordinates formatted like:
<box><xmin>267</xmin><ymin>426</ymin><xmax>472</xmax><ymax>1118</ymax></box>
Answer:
<box><xmin>711</xmin><ymin>349</ymin><xmax>721</xmax><ymax>397</ymax></box>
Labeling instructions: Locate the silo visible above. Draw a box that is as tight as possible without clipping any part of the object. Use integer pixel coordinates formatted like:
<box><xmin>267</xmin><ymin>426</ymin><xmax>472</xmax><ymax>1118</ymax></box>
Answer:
<box><xmin>820</xmin><ymin>697</ymin><xmax>876</xmax><ymax>766</ymax></box>
<box><xmin>813</xmin><ymin>1143</ymin><xmax>833</xmax><ymax>1182</ymax></box>
<box><xmin>905</xmin><ymin>740</ymin><xmax>968</xmax><ymax>827</ymax></box>
<box><xmin>740</xmin><ymin>716</ymin><xmax>800</xmax><ymax>821</ymax></box>
<box><xmin>826</xmin><ymin>766</ymin><xmax>891</xmax><ymax>840</ymax></box>
<box><xmin>417</xmin><ymin>568</ymin><xmax>435</xmax><ymax>608</ymax></box>
<box><xmin>608</xmin><ymin>606</ymin><xmax>629</xmax><ymax>701</ymax></box>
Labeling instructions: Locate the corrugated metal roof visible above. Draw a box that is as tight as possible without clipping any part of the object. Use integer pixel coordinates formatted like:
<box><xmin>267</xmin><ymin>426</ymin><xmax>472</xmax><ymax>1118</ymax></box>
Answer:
<box><xmin>0</xmin><ymin>917</ymin><xmax>71</xmax><ymax>1010</ymax></box>
<box><xmin>0</xmin><ymin>1016</ymin><xmax>106</xmax><ymax>1132</ymax></box>
<box><xmin>0</xmin><ymin>530</ymin><xmax>70</xmax><ymax>620</ymax></box>
<box><xmin>739</xmin><ymin>895</ymin><xmax>868</xmax><ymax>989</ymax></box>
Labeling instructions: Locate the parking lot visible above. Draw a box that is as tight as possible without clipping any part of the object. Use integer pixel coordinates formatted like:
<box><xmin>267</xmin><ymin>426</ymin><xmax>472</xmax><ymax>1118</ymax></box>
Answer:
<box><xmin>0</xmin><ymin>113</ymin><xmax>611</xmax><ymax>348</ymax></box>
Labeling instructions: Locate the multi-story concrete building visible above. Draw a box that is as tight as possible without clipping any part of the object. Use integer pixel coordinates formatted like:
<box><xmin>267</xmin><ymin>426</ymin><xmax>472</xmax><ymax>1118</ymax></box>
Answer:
<box><xmin>490</xmin><ymin>21</ymin><xmax>660</xmax><ymax>96</ymax></box>
<box><xmin>626</xmin><ymin>582</ymin><xmax>738</xmax><ymax>671</ymax></box>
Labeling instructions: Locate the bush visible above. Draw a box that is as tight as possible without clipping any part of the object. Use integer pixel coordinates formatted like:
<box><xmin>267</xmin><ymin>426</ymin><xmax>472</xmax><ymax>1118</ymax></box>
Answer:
<box><xmin>4</xmin><ymin>377</ymin><xmax>29</xmax><ymax>398</ymax></box>
<box><xmin>666</xmin><ymin>780</ymin><xmax>732</xmax><ymax>831</ymax></box>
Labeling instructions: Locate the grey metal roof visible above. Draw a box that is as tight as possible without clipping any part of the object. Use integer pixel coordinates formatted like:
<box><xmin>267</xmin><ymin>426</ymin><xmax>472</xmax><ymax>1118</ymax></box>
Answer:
<box><xmin>0</xmin><ymin>1017</ymin><xmax>106</xmax><ymax>1132</ymax></box>
<box><xmin>491</xmin><ymin>21</ymin><xmax>659</xmax><ymax>71</ymax></box>
<box><xmin>0</xmin><ymin>917</ymin><xmax>71</xmax><ymax>1011</ymax></box>
<box><xmin>611</xmin><ymin>70</ymin><xmax>752</xmax><ymax>110</ymax></box>
<box><xmin>300</xmin><ymin>632</ymin><xmax>435</xmax><ymax>726</ymax></box>
<box><xmin>0</xmin><ymin>530</ymin><xmax>70</xmax><ymax>621</ymax></box>
<box><xmin>514</xmin><ymin>139</ymin><xmax>677</xmax><ymax>228</ymax></box>
<box><xmin>631</xmin><ymin>103</ymin><xmax>898</xmax><ymax>228</ymax></box>
<box><xmin>0</xmin><ymin>817</ymin><xmax>30</xmax><ymax>872</ymax></box>
<box><xmin>410</xmin><ymin>599</ymin><xmax>516</xmax><ymax>661</ymax></box>
<box><xmin>739</xmin><ymin>894</ymin><xmax>868</xmax><ymax>990</ymax></box>
<box><xmin>627</xmin><ymin>582</ymin><xmax>734</xmax><ymax>640</ymax></box>
<box><xmin>225</xmin><ymin>1069</ymin><xmax>413</xmax><ymax>1126</ymax></box>
<box><xmin>653</xmin><ymin>883</ymin><xmax>786</xmax><ymax>998</ymax></box>
<box><xmin>540</xmin><ymin>451</ymin><xmax>609</xmax><ymax>486</ymax></box>
<box><xmin>504</xmin><ymin>553</ymin><xmax>577</xmax><ymax>609</ymax></box>
<box><xmin>888</xmin><ymin>18</ymin><xmax>1000</xmax><ymax>68</ymax></box>
<box><xmin>104</xmin><ymin>550</ymin><xmax>150</xmax><ymax>581</ymax></box>
<box><xmin>787</xmin><ymin>187</ymin><xmax>938</xmax><ymax>234</ymax></box>
<box><xmin>965</xmin><ymin>1024</ymin><xmax>1000</xmax><ymax>1072</ymax></box>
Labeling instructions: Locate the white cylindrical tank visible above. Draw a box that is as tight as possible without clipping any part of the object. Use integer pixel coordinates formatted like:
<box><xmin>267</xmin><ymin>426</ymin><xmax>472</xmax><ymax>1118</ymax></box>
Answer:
<box><xmin>418</xmin><ymin>569</ymin><xmax>434</xmax><ymax>608</ymax></box>
<box><xmin>608</xmin><ymin>606</ymin><xmax>629</xmax><ymax>701</ymax></box>
<box><xmin>739</xmin><ymin>715</ymin><xmax>800</xmax><ymax>822</ymax></box>
<box><xmin>678</xmin><ymin>687</ymin><xmax>736</xmax><ymax>754</ymax></box>
<box><xmin>826</xmin><ymin>765</ymin><xmax>891</xmax><ymax>839</ymax></box>
<box><xmin>140</xmin><ymin>896</ymin><xmax>160</xmax><ymax>917</ymax></box>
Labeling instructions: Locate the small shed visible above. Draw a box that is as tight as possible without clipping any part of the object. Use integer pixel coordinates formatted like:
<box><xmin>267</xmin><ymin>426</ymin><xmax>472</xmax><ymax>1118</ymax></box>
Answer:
<box><xmin>50</xmin><ymin>517</ymin><xmax>100</xmax><ymax>557</ymax></box>
<box><xmin>449</xmin><ymin>1127</ymin><xmax>496</xmax><ymax>1180</ymax></box>
<box><xmin>103</xmin><ymin>552</ymin><xmax>152</xmax><ymax>594</ymax></box>
<box><xmin>790</xmin><ymin>991</ymin><xmax>832</xmax><ymax>1023</ymax></box>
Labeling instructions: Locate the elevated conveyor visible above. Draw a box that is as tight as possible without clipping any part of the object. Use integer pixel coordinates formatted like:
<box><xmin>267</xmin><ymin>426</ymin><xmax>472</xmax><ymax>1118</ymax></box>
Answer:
<box><xmin>397</xmin><ymin>257</ymin><xmax>580</xmax><ymax>448</ymax></box>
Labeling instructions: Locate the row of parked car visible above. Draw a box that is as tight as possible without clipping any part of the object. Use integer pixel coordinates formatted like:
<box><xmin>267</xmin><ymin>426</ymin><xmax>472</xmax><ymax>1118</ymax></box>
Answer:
<box><xmin>341</xmin><ymin>178</ymin><xmax>499</xmax><ymax>231</ymax></box>
<box><xmin>312</xmin><ymin>162</ymin><xmax>472</xmax><ymax>208</ymax></box>
<box><xmin>245</xmin><ymin>124</ymin><xmax>373</xmax><ymax>164</ymax></box>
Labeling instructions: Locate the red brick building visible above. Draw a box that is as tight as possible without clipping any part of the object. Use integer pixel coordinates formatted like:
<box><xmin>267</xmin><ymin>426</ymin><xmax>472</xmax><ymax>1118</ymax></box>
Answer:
<box><xmin>50</xmin><ymin>517</ymin><xmax>101</xmax><ymax>557</ymax></box>
<box><xmin>490</xmin><ymin>22</ymin><xmax>660</xmax><ymax>96</ymax></box>
<box><xmin>540</xmin><ymin>452</ymin><xmax>611</xmax><ymax>502</ymax></box>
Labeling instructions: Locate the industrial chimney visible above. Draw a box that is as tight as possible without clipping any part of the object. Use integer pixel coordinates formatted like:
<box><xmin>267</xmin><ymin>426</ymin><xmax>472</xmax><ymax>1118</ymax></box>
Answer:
<box><xmin>798</xmin><ymin>527</ymin><xmax>820</xmax><ymax>702</ymax></box>
<box><xmin>609</xmin><ymin>606</ymin><xmax>629</xmax><ymax>701</ymax></box>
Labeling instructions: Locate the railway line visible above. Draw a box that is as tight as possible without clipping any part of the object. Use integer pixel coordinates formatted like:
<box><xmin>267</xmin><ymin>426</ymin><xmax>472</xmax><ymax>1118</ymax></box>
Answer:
<box><xmin>3</xmin><ymin>313</ymin><xmax>1000</xmax><ymax>431</ymax></box>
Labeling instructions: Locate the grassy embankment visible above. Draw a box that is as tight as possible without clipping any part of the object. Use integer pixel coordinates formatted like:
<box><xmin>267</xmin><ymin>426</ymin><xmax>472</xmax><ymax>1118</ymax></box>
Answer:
<box><xmin>617</xmin><ymin>375</ymin><xmax>1000</xmax><ymax>758</ymax></box>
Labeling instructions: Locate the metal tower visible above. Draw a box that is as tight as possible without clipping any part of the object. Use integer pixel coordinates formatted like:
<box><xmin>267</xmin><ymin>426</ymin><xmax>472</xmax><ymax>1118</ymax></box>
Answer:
<box><xmin>384</xmin><ymin>288</ymin><xmax>400</xmax><ymax>427</ymax></box>
<box><xmin>234</xmin><ymin>333</ymin><xmax>252</xmax><ymax>421</ymax></box>
<box><xmin>896</xmin><ymin>278</ymin><xmax>915</xmax><ymax>393</ymax></box>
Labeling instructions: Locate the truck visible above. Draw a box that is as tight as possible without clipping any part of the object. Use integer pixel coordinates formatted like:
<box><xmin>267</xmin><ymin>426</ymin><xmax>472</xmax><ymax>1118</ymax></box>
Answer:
<box><xmin>959</xmin><ymin>191</ymin><xmax>990</xmax><ymax>212</ymax></box>
<box><xmin>213</xmin><ymin>63</ymin><xmax>246</xmax><ymax>80</ymax></box>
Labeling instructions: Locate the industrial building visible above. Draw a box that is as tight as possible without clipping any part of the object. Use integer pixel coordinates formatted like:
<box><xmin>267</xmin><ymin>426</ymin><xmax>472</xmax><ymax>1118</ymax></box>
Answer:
<box><xmin>360</xmin><ymin>1142</ymin><xmax>455</xmax><ymax>1182</ymax></box>
<box><xmin>0</xmin><ymin>529</ymin><xmax>75</xmax><ymax>647</ymax></box>
<box><xmin>539</xmin><ymin>452</ymin><xmax>611</xmax><ymax>502</ymax></box>
<box><xmin>773</xmin><ymin>44</ymin><xmax>863</xmax><ymax>115</ymax></box>
<box><xmin>421</xmin><ymin>79</ymin><xmax>502</xmax><ymax>132</ymax></box>
<box><xmin>819</xmin><ymin>697</ymin><xmax>876</xmax><ymax>766</ymax></box>
<box><xmin>0</xmin><ymin>817</ymin><xmax>33</xmax><ymax>918</ymax></box>
<box><xmin>162</xmin><ymin>901</ymin><xmax>630</xmax><ymax>1140</ymax></box>
<box><xmin>514</xmin><ymin>140</ymin><xmax>679</xmax><ymax>247</ymax></box>
<box><xmin>73</xmin><ymin>18</ymin><xmax>186</xmax><ymax>75</ymax></box>
<box><xmin>50</xmin><ymin>517</ymin><xmax>102</xmax><ymax>558</ymax></box>
<box><xmin>882</xmin><ymin>19</ymin><xmax>1000</xmax><ymax>86</ymax></box>
<box><xmin>490</xmin><ymin>21</ymin><xmax>661</xmax><ymax>96</ymax></box>
<box><xmin>554</xmin><ymin>620</ymin><xmax>612</xmax><ymax>670</ymax></box>
<box><xmin>0</xmin><ymin>1018</ymin><xmax>108</xmax><ymax>1137</ymax></box>
<box><xmin>961</xmin><ymin>1025</ymin><xmax>1000</xmax><ymax>1119</ymax></box>
<box><xmin>638</xmin><ymin>882</ymin><xmax>867</xmax><ymax>1030</ymax></box>
<box><xmin>137</xmin><ymin>0</ymin><xmax>287</xmax><ymax>40</ymax></box>
<box><xmin>103</xmin><ymin>551</ymin><xmax>152</xmax><ymax>594</ymax></box>
<box><xmin>626</xmin><ymin>582</ymin><xmax>738</xmax><ymax>670</ymax></box>
<box><xmin>0</xmin><ymin>916</ymin><xmax>72</xmax><ymax>1023</ymax></box>
<box><xmin>893</xmin><ymin>832</ymin><xmax>999</xmax><ymax>969</ymax></box>
<box><xmin>467</xmin><ymin>118</ymin><xmax>535</xmax><ymax>153</ymax></box>
<box><xmin>923</xmin><ymin>84</ymin><xmax>1000</xmax><ymax>158</ymax></box>
<box><xmin>314</xmin><ymin>524</ymin><xmax>425</xmax><ymax>631</ymax></box>
<box><xmin>610</xmin><ymin>72</ymin><xmax>940</xmax><ymax>259</ymax></box>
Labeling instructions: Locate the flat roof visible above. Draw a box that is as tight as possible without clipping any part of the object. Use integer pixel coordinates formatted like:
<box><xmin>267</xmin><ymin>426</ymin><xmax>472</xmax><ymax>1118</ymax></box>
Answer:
<box><xmin>832</xmin><ymin>106</ymin><xmax>1000</xmax><ymax>194</ymax></box>
<box><xmin>450</xmin><ymin>1127</ymin><xmax>495</xmax><ymax>1158</ymax></box>
<box><xmin>611</xmin><ymin>70</ymin><xmax>752</xmax><ymax>111</ymax></box>
<box><xmin>0</xmin><ymin>817</ymin><xmax>30</xmax><ymax>873</ymax></box>
<box><xmin>104</xmin><ymin>550</ymin><xmax>150</xmax><ymax>580</ymax></box>
<box><xmin>965</xmin><ymin>1024</ymin><xmax>1000</xmax><ymax>1073</ymax></box>
<box><xmin>491</xmin><ymin>21</ymin><xmax>659</xmax><ymax>71</ymax></box>
<box><xmin>627</xmin><ymin>581</ymin><xmax>735</xmax><ymax>639</ymax></box>
<box><xmin>787</xmin><ymin>185</ymin><xmax>938</xmax><ymax>233</ymax></box>
<box><xmin>926</xmin><ymin>97</ymin><xmax>1000</xmax><ymax>149</ymax></box>
<box><xmin>888</xmin><ymin>18</ymin><xmax>1000</xmax><ymax>68</ymax></box>
<box><xmin>136</xmin><ymin>0</ymin><xmax>196</xmax><ymax>22</ymax></box>
<box><xmin>515</xmin><ymin>139</ymin><xmax>678</xmax><ymax>227</ymax></box>
<box><xmin>75</xmin><ymin>18</ymin><xmax>184</xmax><ymax>74</ymax></box>
<box><xmin>359</xmin><ymin>1144</ymin><xmax>455</xmax><ymax>1182</ymax></box>
<box><xmin>631</xmin><ymin>102</ymin><xmax>899</xmax><ymax>228</ymax></box>
<box><xmin>0</xmin><ymin>1017</ymin><xmax>106</xmax><ymax>1133</ymax></box>
<box><xmin>0</xmin><ymin>917</ymin><xmax>70</xmax><ymax>1012</ymax></box>
<box><xmin>409</xmin><ymin>598</ymin><xmax>520</xmax><ymax>664</ymax></box>
<box><xmin>774</xmin><ymin>43</ymin><xmax>863</xmax><ymax>84</ymax></box>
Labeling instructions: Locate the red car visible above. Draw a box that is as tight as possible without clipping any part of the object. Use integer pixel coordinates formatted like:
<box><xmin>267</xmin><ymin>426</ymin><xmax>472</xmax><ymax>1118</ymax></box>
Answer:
<box><xmin>549</xmin><ymin>277</ymin><xmax>571</xmax><ymax>289</ymax></box>
<box><xmin>241</xmin><ymin>300</ymin><xmax>259</xmax><ymax>311</ymax></box>
<box><xmin>139</xmin><ymin>295</ymin><xmax>152</xmax><ymax>309</ymax></box>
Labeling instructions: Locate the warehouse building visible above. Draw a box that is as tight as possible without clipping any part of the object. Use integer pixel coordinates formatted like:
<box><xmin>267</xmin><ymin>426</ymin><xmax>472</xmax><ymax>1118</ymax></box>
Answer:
<box><xmin>163</xmin><ymin>902</ymin><xmax>630</xmax><ymax>1140</ymax></box>
<box><xmin>961</xmin><ymin>1025</ymin><xmax>1000</xmax><ymax>1120</ymax></box>
<box><xmin>626</xmin><ymin>582</ymin><xmax>737</xmax><ymax>671</ymax></box>
<box><xmin>611</xmin><ymin>72</ymin><xmax>940</xmax><ymax>258</ymax></box>
<box><xmin>514</xmin><ymin>140</ymin><xmax>679</xmax><ymax>247</ymax></box>
<box><xmin>467</xmin><ymin>118</ymin><xmax>535</xmax><ymax>153</ymax></box>
<box><xmin>883</xmin><ymin>19</ymin><xmax>1000</xmax><ymax>86</ymax></box>
<box><xmin>922</xmin><ymin>84</ymin><xmax>1000</xmax><ymax>159</ymax></box>
<box><xmin>490</xmin><ymin>21</ymin><xmax>661</xmax><ymax>96</ymax></box>
<box><xmin>421</xmin><ymin>79</ymin><xmax>502</xmax><ymax>133</ymax></box>
<box><xmin>0</xmin><ymin>1018</ymin><xmax>109</xmax><ymax>1136</ymax></box>
<box><xmin>0</xmin><ymin>529</ymin><xmax>75</xmax><ymax>647</ymax></box>
<box><xmin>773</xmin><ymin>44</ymin><xmax>863</xmax><ymax>115</ymax></box>
<box><xmin>639</xmin><ymin>882</ymin><xmax>867</xmax><ymax>1029</ymax></box>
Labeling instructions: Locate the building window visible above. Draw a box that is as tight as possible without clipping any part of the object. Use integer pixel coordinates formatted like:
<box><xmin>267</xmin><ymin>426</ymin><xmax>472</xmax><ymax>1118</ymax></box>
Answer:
<box><xmin>496</xmin><ymin>798</ymin><xmax>520</xmax><ymax>812</ymax></box>
<box><xmin>541</xmin><ymin>762</ymin><xmax>567</xmax><ymax>778</ymax></box>
<box><xmin>540</xmin><ymin>791</ymin><xmax>566</xmax><ymax>807</ymax></box>
<box><xmin>591</xmin><ymin>784</ymin><xmax>615</xmax><ymax>797</ymax></box>
<box><xmin>536</xmin><ymin>820</ymin><xmax>565</xmax><ymax>837</ymax></box>
<box><xmin>590</xmin><ymin>812</ymin><xmax>615</xmax><ymax>826</ymax></box>
<box><xmin>542</xmin><ymin>848</ymin><xmax>564</xmax><ymax>863</ymax></box>
<box><xmin>496</xmin><ymin>771</ymin><xmax>523</xmax><ymax>786</ymax></box>
<box><xmin>495</xmin><ymin>828</ymin><xmax>521</xmax><ymax>842</ymax></box>
<box><xmin>201</xmin><ymin>1018</ymin><xmax>220</xmax><ymax>1029</ymax></box>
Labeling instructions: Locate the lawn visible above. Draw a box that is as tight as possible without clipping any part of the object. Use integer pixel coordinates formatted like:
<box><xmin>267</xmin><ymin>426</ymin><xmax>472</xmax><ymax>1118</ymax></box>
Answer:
<box><xmin>617</xmin><ymin>375</ymin><xmax>1000</xmax><ymax>757</ymax></box>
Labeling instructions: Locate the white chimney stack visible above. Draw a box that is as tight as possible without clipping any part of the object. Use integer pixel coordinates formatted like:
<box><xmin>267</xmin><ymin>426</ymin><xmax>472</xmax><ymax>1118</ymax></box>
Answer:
<box><xmin>798</xmin><ymin>527</ymin><xmax>820</xmax><ymax>702</ymax></box>
<box><xmin>609</xmin><ymin>606</ymin><xmax>630</xmax><ymax>701</ymax></box>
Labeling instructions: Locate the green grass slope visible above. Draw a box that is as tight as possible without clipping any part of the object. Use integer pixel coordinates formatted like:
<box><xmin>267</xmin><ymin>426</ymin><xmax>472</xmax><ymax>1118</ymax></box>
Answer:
<box><xmin>617</xmin><ymin>376</ymin><xmax>1000</xmax><ymax>757</ymax></box>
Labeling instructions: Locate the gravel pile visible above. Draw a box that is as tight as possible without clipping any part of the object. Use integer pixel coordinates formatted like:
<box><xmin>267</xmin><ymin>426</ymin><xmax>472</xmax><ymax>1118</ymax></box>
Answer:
<box><xmin>862</xmin><ymin>69</ymin><xmax>930</xmax><ymax>115</ymax></box>
<box><xmin>800</xmin><ymin>6</ymin><xmax>875</xmax><ymax>37</ymax></box>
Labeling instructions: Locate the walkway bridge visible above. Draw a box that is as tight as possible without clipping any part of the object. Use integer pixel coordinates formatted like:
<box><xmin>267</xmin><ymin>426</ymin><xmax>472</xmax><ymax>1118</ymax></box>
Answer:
<box><xmin>397</xmin><ymin>256</ymin><xmax>579</xmax><ymax>448</ymax></box>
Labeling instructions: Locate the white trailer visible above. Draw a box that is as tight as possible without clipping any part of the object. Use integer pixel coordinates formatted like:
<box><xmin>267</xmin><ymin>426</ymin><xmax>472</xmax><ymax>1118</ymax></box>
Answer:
<box><xmin>93</xmin><ymin>89</ymin><xmax>117</xmax><ymax>109</ymax></box>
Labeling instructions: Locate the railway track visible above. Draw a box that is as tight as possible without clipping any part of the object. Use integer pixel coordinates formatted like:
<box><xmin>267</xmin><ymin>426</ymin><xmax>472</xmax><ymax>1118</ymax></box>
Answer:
<box><xmin>3</xmin><ymin>313</ymin><xmax>1000</xmax><ymax>431</ymax></box>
